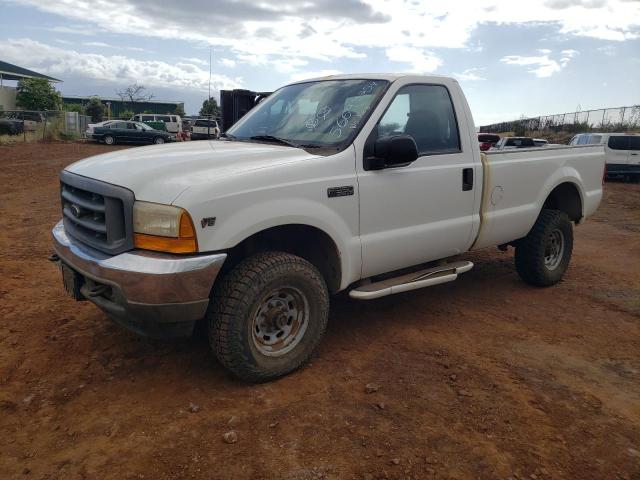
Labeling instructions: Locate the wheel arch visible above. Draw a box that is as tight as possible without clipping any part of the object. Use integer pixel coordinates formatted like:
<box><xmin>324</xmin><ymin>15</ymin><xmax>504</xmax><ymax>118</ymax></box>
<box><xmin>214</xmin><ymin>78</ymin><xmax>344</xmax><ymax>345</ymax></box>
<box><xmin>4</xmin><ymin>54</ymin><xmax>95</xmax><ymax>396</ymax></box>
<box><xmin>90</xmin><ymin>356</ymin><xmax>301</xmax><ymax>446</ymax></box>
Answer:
<box><xmin>221</xmin><ymin>223</ymin><xmax>343</xmax><ymax>293</ymax></box>
<box><xmin>541</xmin><ymin>181</ymin><xmax>583</xmax><ymax>223</ymax></box>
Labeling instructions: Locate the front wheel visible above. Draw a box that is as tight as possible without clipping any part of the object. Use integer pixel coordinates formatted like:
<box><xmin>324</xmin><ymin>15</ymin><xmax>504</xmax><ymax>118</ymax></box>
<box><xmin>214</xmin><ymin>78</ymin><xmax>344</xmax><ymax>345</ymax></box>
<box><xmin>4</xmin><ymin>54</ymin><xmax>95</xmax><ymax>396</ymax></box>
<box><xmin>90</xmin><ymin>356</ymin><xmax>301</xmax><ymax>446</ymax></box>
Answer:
<box><xmin>104</xmin><ymin>135</ymin><xmax>115</xmax><ymax>145</ymax></box>
<box><xmin>207</xmin><ymin>251</ymin><xmax>329</xmax><ymax>382</ymax></box>
<box><xmin>154</xmin><ymin>136</ymin><xmax>165</xmax><ymax>144</ymax></box>
<box><xmin>514</xmin><ymin>209</ymin><xmax>573</xmax><ymax>287</ymax></box>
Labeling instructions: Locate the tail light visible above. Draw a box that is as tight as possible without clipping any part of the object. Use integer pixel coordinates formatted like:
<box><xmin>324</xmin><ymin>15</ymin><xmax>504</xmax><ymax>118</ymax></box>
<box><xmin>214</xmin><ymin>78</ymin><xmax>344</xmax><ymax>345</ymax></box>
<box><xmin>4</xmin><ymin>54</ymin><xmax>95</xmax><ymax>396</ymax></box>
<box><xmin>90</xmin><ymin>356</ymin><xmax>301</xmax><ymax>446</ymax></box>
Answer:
<box><xmin>479</xmin><ymin>142</ymin><xmax>491</xmax><ymax>151</ymax></box>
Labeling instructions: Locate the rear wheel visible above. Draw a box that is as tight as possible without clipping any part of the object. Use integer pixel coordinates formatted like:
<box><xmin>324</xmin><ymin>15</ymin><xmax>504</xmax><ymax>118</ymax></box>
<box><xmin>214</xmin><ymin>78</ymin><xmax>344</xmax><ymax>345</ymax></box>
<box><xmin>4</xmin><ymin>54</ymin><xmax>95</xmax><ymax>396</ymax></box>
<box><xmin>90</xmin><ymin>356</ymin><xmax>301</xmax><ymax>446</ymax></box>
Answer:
<box><xmin>104</xmin><ymin>135</ymin><xmax>115</xmax><ymax>145</ymax></box>
<box><xmin>207</xmin><ymin>251</ymin><xmax>329</xmax><ymax>382</ymax></box>
<box><xmin>515</xmin><ymin>209</ymin><xmax>573</xmax><ymax>287</ymax></box>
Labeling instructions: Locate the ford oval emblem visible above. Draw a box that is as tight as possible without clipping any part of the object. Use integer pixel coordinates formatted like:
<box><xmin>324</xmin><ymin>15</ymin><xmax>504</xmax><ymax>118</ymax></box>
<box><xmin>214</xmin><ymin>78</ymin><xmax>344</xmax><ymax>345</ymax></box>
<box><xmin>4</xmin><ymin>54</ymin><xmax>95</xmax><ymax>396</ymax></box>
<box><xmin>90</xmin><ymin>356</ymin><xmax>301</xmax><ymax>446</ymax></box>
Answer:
<box><xmin>70</xmin><ymin>204</ymin><xmax>81</xmax><ymax>218</ymax></box>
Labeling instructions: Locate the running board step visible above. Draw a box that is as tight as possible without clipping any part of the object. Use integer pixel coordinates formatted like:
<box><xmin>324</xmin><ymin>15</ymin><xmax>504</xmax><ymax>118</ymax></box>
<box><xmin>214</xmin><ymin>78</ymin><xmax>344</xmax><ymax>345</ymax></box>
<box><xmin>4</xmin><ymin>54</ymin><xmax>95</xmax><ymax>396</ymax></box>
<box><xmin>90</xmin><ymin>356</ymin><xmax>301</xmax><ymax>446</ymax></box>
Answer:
<box><xmin>349</xmin><ymin>261</ymin><xmax>474</xmax><ymax>300</ymax></box>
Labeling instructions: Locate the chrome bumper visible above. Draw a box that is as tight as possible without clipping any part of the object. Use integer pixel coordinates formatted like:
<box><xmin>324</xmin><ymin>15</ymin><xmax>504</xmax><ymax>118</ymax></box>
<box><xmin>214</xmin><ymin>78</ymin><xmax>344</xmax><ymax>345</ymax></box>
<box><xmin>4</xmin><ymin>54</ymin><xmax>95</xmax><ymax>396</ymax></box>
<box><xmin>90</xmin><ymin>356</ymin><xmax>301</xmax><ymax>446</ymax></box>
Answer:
<box><xmin>51</xmin><ymin>220</ymin><xmax>226</xmax><ymax>338</ymax></box>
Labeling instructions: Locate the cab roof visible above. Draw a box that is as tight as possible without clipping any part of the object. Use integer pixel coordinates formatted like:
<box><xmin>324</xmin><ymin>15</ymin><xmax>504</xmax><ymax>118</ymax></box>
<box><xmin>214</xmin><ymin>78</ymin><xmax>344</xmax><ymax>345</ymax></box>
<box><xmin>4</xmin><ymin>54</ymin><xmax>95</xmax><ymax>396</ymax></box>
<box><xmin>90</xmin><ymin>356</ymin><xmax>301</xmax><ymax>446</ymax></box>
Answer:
<box><xmin>288</xmin><ymin>73</ymin><xmax>458</xmax><ymax>85</ymax></box>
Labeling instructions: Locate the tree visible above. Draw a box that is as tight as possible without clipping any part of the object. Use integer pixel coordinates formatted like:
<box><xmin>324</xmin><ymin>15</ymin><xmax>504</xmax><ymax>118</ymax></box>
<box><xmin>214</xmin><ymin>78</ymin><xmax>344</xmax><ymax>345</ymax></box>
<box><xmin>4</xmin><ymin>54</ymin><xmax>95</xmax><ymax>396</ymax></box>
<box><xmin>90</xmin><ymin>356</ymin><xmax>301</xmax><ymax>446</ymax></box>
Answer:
<box><xmin>119</xmin><ymin>109</ymin><xmax>134</xmax><ymax>120</ymax></box>
<box><xmin>16</xmin><ymin>78</ymin><xmax>62</xmax><ymax>111</ymax></box>
<box><xmin>199</xmin><ymin>97</ymin><xmax>220</xmax><ymax>118</ymax></box>
<box><xmin>116</xmin><ymin>83</ymin><xmax>154</xmax><ymax>109</ymax></box>
<box><xmin>65</xmin><ymin>103</ymin><xmax>86</xmax><ymax>115</ymax></box>
<box><xmin>174</xmin><ymin>104</ymin><xmax>185</xmax><ymax>117</ymax></box>
<box><xmin>85</xmin><ymin>97</ymin><xmax>105</xmax><ymax>122</ymax></box>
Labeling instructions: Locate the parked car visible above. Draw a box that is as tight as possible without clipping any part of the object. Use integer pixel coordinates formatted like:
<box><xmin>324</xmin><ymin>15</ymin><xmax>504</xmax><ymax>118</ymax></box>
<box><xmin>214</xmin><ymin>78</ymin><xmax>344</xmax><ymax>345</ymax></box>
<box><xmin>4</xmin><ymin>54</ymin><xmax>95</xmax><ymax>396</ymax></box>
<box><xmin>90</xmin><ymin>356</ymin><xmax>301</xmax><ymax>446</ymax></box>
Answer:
<box><xmin>6</xmin><ymin>111</ymin><xmax>43</xmax><ymax>131</ymax></box>
<box><xmin>569</xmin><ymin>133</ymin><xmax>640</xmax><ymax>180</ymax></box>
<box><xmin>0</xmin><ymin>116</ymin><xmax>24</xmax><ymax>135</ymax></box>
<box><xmin>569</xmin><ymin>133</ymin><xmax>605</xmax><ymax>146</ymax></box>
<box><xmin>492</xmin><ymin>136</ymin><xmax>536</xmax><ymax>150</ymax></box>
<box><xmin>190</xmin><ymin>119</ymin><xmax>220</xmax><ymax>140</ymax></box>
<box><xmin>85</xmin><ymin>120</ymin><xmax>118</xmax><ymax>138</ymax></box>
<box><xmin>131</xmin><ymin>114</ymin><xmax>182</xmax><ymax>134</ymax></box>
<box><xmin>52</xmin><ymin>73</ymin><xmax>604</xmax><ymax>382</ymax></box>
<box><xmin>478</xmin><ymin>133</ymin><xmax>500</xmax><ymax>151</ymax></box>
<box><xmin>91</xmin><ymin>120</ymin><xmax>174</xmax><ymax>145</ymax></box>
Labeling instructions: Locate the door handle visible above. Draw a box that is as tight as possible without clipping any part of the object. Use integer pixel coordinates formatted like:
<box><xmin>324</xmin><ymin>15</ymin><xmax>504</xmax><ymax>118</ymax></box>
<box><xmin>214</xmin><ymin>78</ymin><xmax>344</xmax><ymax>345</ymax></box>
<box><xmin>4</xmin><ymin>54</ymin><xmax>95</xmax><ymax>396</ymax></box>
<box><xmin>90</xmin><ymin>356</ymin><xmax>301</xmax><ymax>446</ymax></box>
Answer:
<box><xmin>462</xmin><ymin>168</ymin><xmax>473</xmax><ymax>191</ymax></box>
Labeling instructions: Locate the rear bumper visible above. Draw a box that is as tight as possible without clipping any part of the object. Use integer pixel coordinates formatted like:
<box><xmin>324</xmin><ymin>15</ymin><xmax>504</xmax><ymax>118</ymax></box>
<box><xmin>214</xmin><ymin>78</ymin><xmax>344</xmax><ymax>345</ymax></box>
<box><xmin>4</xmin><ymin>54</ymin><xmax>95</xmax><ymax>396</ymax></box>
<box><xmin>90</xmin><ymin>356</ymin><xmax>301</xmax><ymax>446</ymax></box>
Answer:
<box><xmin>190</xmin><ymin>132</ymin><xmax>218</xmax><ymax>140</ymax></box>
<box><xmin>606</xmin><ymin>163</ymin><xmax>640</xmax><ymax>176</ymax></box>
<box><xmin>51</xmin><ymin>220</ymin><xmax>227</xmax><ymax>338</ymax></box>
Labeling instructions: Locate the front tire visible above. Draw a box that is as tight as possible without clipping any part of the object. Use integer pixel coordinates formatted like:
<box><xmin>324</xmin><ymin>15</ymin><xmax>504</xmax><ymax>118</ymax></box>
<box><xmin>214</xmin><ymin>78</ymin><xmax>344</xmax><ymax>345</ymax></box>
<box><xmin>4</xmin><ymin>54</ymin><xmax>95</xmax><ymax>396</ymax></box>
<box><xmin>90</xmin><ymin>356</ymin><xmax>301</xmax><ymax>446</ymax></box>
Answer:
<box><xmin>207</xmin><ymin>251</ymin><xmax>329</xmax><ymax>382</ymax></box>
<box><xmin>104</xmin><ymin>135</ymin><xmax>115</xmax><ymax>145</ymax></box>
<box><xmin>515</xmin><ymin>209</ymin><xmax>573</xmax><ymax>287</ymax></box>
<box><xmin>154</xmin><ymin>136</ymin><xmax>165</xmax><ymax>144</ymax></box>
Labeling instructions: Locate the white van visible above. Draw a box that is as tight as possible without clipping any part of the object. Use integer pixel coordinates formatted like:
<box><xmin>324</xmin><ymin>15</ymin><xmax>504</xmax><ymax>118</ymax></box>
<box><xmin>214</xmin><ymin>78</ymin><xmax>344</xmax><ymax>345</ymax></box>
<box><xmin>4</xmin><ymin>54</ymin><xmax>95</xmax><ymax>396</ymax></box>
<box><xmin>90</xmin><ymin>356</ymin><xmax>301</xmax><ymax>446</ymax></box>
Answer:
<box><xmin>569</xmin><ymin>133</ymin><xmax>639</xmax><ymax>180</ymax></box>
<box><xmin>131</xmin><ymin>114</ymin><xmax>182</xmax><ymax>134</ymax></box>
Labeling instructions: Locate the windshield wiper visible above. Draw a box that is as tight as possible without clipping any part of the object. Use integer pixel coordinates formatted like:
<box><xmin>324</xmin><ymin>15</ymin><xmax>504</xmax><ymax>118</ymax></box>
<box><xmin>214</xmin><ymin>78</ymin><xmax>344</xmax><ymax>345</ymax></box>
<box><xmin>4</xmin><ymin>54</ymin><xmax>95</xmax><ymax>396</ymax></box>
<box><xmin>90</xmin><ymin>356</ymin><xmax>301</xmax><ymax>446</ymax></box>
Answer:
<box><xmin>248</xmin><ymin>135</ymin><xmax>301</xmax><ymax>148</ymax></box>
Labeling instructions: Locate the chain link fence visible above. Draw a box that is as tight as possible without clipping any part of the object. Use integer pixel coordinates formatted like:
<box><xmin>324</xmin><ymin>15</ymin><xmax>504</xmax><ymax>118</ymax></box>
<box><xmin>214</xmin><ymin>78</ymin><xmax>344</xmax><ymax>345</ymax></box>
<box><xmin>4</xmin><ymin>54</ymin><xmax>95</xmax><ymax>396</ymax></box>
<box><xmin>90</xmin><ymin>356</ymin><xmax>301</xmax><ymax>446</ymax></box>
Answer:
<box><xmin>479</xmin><ymin>105</ymin><xmax>640</xmax><ymax>134</ymax></box>
<box><xmin>0</xmin><ymin>110</ymin><xmax>92</xmax><ymax>144</ymax></box>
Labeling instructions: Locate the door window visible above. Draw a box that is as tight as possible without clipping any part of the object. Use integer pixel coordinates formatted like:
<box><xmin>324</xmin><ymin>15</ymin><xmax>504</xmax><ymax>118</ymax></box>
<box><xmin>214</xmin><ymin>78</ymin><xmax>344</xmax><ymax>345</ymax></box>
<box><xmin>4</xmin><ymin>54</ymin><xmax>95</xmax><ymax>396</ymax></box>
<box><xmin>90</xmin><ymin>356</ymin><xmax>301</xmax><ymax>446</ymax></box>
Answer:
<box><xmin>141</xmin><ymin>115</ymin><xmax>154</xmax><ymax>121</ymax></box>
<box><xmin>628</xmin><ymin>136</ymin><xmax>640</xmax><ymax>150</ymax></box>
<box><xmin>377</xmin><ymin>84</ymin><xmax>461</xmax><ymax>155</ymax></box>
<box><xmin>158</xmin><ymin>115</ymin><xmax>171</xmax><ymax>122</ymax></box>
<box><xmin>608</xmin><ymin>136</ymin><xmax>630</xmax><ymax>150</ymax></box>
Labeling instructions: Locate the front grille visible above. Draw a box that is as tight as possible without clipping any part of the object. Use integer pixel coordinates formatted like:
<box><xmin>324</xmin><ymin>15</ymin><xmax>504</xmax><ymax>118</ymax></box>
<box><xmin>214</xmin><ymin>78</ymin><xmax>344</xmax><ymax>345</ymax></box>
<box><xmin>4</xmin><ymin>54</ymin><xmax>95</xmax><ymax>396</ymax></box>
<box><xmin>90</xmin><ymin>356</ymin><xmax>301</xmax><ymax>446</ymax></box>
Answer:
<box><xmin>60</xmin><ymin>171</ymin><xmax>135</xmax><ymax>255</ymax></box>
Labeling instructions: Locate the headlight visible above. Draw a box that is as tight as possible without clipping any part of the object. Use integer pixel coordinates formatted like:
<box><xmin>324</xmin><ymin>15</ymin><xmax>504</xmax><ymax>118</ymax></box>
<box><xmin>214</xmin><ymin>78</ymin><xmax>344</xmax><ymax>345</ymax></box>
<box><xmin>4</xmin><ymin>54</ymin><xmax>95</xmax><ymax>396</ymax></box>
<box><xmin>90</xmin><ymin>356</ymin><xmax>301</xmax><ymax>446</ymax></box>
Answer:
<box><xmin>133</xmin><ymin>201</ymin><xmax>198</xmax><ymax>253</ymax></box>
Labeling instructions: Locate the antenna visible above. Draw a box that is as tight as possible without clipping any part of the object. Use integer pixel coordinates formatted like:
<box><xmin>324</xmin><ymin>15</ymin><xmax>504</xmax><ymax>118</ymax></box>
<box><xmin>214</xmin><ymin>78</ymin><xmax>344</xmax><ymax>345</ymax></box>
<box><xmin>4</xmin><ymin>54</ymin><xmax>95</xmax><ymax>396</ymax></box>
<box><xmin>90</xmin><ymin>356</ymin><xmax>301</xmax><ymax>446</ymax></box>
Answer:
<box><xmin>208</xmin><ymin>45</ymin><xmax>212</xmax><ymax>102</ymax></box>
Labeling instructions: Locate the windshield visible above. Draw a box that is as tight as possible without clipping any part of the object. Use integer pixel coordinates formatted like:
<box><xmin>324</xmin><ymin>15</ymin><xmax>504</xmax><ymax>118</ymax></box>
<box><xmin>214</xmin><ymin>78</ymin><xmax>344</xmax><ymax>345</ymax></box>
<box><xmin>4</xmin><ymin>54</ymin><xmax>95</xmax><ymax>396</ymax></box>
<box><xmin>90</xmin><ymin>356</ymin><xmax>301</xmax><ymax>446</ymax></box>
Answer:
<box><xmin>227</xmin><ymin>79</ymin><xmax>389</xmax><ymax>148</ymax></box>
<box><xmin>136</xmin><ymin>122</ymin><xmax>153</xmax><ymax>131</ymax></box>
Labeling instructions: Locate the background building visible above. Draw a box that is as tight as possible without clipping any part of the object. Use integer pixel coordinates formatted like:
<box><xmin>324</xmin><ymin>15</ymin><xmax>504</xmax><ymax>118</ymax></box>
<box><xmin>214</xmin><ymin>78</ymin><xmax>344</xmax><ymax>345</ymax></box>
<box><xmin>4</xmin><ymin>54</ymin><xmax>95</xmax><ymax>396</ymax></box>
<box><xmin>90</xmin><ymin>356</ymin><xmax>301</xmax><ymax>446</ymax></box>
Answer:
<box><xmin>0</xmin><ymin>60</ymin><xmax>61</xmax><ymax>110</ymax></box>
<box><xmin>61</xmin><ymin>96</ymin><xmax>184</xmax><ymax>119</ymax></box>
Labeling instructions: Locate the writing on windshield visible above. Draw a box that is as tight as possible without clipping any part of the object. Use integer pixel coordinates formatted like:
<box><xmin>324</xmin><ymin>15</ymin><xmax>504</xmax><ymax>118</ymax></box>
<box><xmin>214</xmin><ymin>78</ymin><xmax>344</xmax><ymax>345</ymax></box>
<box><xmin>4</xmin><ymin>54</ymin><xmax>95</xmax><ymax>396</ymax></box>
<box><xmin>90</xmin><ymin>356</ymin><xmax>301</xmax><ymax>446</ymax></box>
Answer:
<box><xmin>227</xmin><ymin>79</ymin><xmax>389</xmax><ymax>148</ymax></box>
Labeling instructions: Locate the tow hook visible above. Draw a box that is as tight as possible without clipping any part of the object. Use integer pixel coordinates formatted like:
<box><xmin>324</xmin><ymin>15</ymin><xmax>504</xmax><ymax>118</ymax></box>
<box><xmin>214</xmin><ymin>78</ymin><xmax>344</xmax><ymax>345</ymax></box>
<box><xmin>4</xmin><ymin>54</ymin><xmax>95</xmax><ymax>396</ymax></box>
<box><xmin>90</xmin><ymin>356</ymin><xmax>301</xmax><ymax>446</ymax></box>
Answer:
<box><xmin>48</xmin><ymin>252</ymin><xmax>60</xmax><ymax>262</ymax></box>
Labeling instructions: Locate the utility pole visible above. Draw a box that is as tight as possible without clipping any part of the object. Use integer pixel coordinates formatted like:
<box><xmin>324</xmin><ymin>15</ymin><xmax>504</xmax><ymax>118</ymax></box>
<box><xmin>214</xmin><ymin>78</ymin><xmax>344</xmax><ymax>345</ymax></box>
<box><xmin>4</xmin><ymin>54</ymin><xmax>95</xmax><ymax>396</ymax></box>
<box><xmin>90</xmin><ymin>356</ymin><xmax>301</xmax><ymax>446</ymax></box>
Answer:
<box><xmin>208</xmin><ymin>45</ymin><xmax>212</xmax><ymax>137</ymax></box>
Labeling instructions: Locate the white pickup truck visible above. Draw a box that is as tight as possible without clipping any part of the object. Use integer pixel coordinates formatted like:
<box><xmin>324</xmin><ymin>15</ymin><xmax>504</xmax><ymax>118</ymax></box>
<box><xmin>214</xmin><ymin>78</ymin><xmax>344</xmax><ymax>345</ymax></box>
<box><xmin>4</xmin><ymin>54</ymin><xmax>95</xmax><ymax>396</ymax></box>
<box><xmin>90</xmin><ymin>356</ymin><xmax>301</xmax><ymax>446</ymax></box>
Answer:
<box><xmin>51</xmin><ymin>74</ymin><xmax>605</xmax><ymax>382</ymax></box>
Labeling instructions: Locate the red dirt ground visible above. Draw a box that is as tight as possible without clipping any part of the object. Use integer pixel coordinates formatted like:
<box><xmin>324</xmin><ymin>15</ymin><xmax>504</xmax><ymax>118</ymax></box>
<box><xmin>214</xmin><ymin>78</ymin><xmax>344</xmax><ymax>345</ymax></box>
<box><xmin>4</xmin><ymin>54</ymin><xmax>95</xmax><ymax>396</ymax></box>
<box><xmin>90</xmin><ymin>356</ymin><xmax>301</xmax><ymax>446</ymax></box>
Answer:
<box><xmin>1</xmin><ymin>142</ymin><xmax>639</xmax><ymax>480</ymax></box>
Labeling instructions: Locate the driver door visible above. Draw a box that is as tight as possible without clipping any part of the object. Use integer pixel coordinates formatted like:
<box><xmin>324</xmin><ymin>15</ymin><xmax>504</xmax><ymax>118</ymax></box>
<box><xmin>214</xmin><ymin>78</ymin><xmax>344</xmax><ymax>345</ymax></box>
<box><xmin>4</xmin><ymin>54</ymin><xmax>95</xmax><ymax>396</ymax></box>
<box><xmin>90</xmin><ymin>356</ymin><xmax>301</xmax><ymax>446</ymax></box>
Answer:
<box><xmin>357</xmin><ymin>83</ymin><xmax>478</xmax><ymax>278</ymax></box>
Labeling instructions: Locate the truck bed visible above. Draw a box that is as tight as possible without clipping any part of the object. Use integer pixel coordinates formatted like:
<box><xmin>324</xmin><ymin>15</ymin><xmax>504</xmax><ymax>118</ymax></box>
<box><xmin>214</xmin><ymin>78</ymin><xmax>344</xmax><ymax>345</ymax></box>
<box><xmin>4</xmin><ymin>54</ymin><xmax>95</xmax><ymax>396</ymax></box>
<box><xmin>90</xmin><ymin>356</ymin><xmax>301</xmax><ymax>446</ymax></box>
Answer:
<box><xmin>473</xmin><ymin>145</ymin><xmax>605</xmax><ymax>250</ymax></box>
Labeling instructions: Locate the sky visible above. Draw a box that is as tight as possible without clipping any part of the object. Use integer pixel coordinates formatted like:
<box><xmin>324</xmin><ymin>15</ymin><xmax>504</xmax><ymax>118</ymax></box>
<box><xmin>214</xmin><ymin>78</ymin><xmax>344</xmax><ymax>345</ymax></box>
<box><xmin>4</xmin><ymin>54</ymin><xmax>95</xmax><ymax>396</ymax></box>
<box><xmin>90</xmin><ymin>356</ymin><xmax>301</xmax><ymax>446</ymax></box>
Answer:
<box><xmin>0</xmin><ymin>0</ymin><xmax>639</xmax><ymax>125</ymax></box>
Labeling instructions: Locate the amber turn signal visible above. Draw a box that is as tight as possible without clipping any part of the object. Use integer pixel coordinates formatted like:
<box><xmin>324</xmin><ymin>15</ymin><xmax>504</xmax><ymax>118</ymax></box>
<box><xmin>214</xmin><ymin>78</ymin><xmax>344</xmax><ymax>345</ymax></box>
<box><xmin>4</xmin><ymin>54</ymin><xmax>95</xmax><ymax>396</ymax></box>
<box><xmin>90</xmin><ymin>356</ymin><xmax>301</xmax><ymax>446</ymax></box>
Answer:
<box><xmin>134</xmin><ymin>211</ymin><xmax>198</xmax><ymax>254</ymax></box>
<box><xmin>134</xmin><ymin>233</ymin><xmax>198</xmax><ymax>254</ymax></box>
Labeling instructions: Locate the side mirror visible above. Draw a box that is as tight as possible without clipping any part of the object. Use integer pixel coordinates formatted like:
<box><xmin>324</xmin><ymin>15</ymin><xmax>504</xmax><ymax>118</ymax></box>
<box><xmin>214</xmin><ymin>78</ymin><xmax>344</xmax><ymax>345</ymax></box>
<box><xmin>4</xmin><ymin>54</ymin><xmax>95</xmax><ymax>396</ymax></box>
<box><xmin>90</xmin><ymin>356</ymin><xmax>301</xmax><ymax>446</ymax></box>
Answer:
<box><xmin>368</xmin><ymin>134</ymin><xmax>419</xmax><ymax>170</ymax></box>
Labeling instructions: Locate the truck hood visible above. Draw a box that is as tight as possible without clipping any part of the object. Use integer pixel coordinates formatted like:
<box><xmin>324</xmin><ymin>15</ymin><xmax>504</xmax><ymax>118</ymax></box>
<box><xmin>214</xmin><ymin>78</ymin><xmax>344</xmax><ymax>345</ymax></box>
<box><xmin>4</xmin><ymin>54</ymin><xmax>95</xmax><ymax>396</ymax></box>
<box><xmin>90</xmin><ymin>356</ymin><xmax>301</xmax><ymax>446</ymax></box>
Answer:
<box><xmin>65</xmin><ymin>140</ymin><xmax>322</xmax><ymax>204</ymax></box>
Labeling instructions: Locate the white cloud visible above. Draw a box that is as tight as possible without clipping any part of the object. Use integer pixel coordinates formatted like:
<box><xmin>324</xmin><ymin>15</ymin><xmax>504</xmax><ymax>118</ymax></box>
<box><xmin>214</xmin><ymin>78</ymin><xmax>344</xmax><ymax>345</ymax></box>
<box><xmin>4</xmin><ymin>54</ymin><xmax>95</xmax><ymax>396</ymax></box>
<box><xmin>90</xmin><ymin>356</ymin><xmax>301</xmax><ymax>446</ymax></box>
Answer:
<box><xmin>385</xmin><ymin>46</ymin><xmax>442</xmax><ymax>73</ymax></box>
<box><xmin>219</xmin><ymin>58</ymin><xmax>237</xmax><ymax>68</ymax></box>
<box><xmin>454</xmin><ymin>68</ymin><xmax>486</xmax><ymax>81</ymax></box>
<box><xmin>501</xmin><ymin>49</ymin><xmax>579</xmax><ymax>77</ymax></box>
<box><xmin>84</xmin><ymin>41</ymin><xmax>110</xmax><ymax>47</ymax></box>
<box><xmin>19</xmin><ymin>0</ymin><xmax>639</xmax><ymax>71</ymax></box>
<box><xmin>181</xmin><ymin>57</ymin><xmax>209</xmax><ymax>67</ymax></box>
<box><xmin>0</xmin><ymin>38</ymin><xmax>243</xmax><ymax>93</ymax></box>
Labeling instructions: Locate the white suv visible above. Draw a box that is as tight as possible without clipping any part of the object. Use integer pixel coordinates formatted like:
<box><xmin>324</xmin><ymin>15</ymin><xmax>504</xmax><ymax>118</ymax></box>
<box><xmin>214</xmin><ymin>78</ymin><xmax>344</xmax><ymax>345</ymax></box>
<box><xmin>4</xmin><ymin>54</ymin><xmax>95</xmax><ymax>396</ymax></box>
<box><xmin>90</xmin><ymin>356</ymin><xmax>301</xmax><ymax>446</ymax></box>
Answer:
<box><xmin>570</xmin><ymin>133</ymin><xmax>640</xmax><ymax>180</ymax></box>
<box><xmin>190</xmin><ymin>119</ymin><xmax>220</xmax><ymax>140</ymax></box>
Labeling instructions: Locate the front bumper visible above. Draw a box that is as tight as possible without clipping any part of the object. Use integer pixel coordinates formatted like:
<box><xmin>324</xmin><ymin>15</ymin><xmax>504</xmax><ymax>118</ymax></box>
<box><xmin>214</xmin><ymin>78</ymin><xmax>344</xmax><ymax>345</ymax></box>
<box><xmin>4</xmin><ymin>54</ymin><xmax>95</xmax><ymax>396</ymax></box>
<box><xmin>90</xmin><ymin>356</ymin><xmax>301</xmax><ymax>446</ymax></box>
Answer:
<box><xmin>51</xmin><ymin>220</ymin><xmax>227</xmax><ymax>338</ymax></box>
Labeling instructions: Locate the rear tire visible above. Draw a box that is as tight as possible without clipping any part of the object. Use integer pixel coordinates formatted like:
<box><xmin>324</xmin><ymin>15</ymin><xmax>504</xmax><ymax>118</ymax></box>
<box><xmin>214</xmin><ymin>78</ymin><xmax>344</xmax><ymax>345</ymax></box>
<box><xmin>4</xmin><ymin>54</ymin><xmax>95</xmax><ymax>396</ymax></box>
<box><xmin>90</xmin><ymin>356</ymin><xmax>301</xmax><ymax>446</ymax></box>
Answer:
<box><xmin>207</xmin><ymin>251</ymin><xmax>329</xmax><ymax>382</ymax></box>
<box><xmin>515</xmin><ymin>209</ymin><xmax>573</xmax><ymax>287</ymax></box>
<box><xmin>104</xmin><ymin>135</ymin><xmax>115</xmax><ymax>145</ymax></box>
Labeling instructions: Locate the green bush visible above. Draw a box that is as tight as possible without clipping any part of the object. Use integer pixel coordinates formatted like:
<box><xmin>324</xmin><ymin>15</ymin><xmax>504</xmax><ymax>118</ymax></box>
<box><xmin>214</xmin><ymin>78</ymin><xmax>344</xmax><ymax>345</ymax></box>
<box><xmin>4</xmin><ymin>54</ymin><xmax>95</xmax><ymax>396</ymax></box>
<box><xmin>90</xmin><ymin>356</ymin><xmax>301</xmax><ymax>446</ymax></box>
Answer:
<box><xmin>119</xmin><ymin>109</ymin><xmax>134</xmax><ymax>120</ymax></box>
<box><xmin>65</xmin><ymin>103</ymin><xmax>86</xmax><ymax>115</ymax></box>
<box><xmin>85</xmin><ymin>97</ymin><xmax>105</xmax><ymax>122</ymax></box>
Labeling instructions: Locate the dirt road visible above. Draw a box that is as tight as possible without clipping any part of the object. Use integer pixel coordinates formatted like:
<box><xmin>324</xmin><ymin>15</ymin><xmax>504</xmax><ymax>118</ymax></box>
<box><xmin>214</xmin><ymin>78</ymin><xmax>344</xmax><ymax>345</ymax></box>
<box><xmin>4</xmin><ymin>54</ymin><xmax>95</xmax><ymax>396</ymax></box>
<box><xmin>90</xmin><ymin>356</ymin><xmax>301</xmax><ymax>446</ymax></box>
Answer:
<box><xmin>1</xmin><ymin>142</ymin><xmax>639</xmax><ymax>480</ymax></box>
